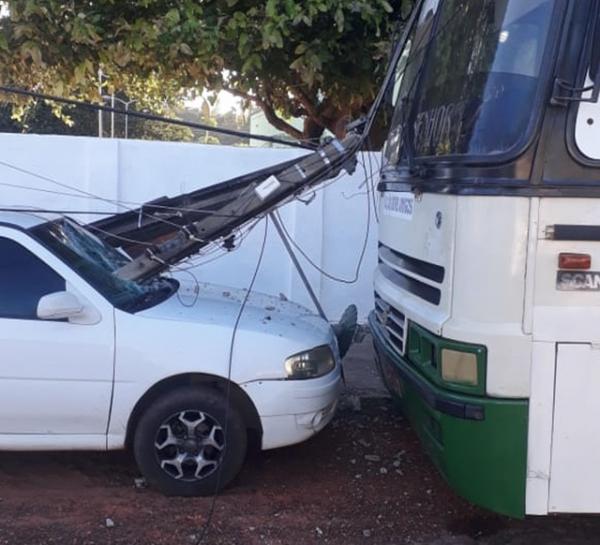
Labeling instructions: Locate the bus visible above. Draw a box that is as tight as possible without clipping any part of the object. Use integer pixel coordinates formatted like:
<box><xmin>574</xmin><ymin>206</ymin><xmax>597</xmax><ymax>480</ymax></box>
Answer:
<box><xmin>370</xmin><ymin>0</ymin><xmax>600</xmax><ymax>518</ymax></box>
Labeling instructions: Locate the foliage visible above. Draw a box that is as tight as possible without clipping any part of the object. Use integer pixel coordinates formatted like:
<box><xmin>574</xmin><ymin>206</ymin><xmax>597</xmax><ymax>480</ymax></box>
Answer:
<box><xmin>0</xmin><ymin>0</ymin><xmax>414</xmax><ymax>140</ymax></box>
<box><xmin>0</xmin><ymin>98</ymin><xmax>251</xmax><ymax>145</ymax></box>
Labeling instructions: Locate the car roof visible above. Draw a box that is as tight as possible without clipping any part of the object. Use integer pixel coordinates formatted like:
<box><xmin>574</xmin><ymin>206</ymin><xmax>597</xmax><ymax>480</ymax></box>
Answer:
<box><xmin>0</xmin><ymin>209</ymin><xmax>61</xmax><ymax>230</ymax></box>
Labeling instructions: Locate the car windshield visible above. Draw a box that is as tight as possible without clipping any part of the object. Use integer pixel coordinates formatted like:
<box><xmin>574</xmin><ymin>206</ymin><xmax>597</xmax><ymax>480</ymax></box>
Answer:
<box><xmin>385</xmin><ymin>0</ymin><xmax>556</xmax><ymax>164</ymax></box>
<box><xmin>31</xmin><ymin>218</ymin><xmax>178</xmax><ymax>312</ymax></box>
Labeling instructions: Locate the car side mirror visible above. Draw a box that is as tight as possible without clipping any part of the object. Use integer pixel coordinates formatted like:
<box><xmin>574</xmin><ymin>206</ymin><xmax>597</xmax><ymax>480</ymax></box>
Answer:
<box><xmin>37</xmin><ymin>291</ymin><xmax>84</xmax><ymax>321</ymax></box>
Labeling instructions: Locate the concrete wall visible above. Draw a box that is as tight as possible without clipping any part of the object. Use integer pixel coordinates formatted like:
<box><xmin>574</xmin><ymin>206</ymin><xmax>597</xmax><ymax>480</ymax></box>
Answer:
<box><xmin>0</xmin><ymin>133</ymin><xmax>379</xmax><ymax>321</ymax></box>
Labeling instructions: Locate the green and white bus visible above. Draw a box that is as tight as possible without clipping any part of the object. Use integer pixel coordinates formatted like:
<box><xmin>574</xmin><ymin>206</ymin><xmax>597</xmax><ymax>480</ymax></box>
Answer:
<box><xmin>370</xmin><ymin>0</ymin><xmax>600</xmax><ymax>518</ymax></box>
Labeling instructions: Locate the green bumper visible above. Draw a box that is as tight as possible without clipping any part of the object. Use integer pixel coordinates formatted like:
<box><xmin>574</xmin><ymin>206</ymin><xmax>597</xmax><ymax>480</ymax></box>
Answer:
<box><xmin>369</xmin><ymin>313</ymin><xmax>528</xmax><ymax>518</ymax></box>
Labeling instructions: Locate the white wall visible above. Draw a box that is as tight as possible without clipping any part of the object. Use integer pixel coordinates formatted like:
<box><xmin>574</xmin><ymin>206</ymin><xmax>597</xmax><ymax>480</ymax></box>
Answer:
<box><xmin>0</xmin><ymin>133</ymin><xmax>379</xmax><ymax>321</ymax></box>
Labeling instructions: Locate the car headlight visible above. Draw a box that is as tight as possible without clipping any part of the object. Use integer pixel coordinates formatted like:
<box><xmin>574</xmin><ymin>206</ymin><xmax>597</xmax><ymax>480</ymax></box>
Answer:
<box><xmin>284</xmin><ymin>345</ymin><xmax>335</xmax><ymax>380</ymax></box>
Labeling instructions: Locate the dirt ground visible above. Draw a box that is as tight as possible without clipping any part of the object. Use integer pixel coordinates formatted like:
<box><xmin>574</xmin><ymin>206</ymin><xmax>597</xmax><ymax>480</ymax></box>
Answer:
<box><xmin>0</xmin><ymin>338</ymin><xmax>599</xmax><ymax>545</ymax></box>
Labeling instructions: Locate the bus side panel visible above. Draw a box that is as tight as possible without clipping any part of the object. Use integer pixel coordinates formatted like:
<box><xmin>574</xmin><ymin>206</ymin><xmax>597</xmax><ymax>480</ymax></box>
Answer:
<box><xmin>549</xmin><ymin>343</ymin><xmax>600</xmax><ymax>513</ymax></box>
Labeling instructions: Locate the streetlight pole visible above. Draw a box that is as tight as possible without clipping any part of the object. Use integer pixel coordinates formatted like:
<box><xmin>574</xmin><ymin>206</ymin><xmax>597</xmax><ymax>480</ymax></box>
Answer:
<box><xmin>110</xmin><ymin>93</ymin><xmax>115</xmax><ymax>138</ymax></box>
<box><xmin>124</xmin><ymin>99</ymin><xmax>136</xmax><ymax>139</ymax></box>
<box><xmin>97</xmin><ymin>68</ymin><xmax>105</xmax><ymax>138</ymax></box>
<box><xmin>101</xmin><ymin>95</ymin><xmax>137</xmax><ymax>139</ymax></box>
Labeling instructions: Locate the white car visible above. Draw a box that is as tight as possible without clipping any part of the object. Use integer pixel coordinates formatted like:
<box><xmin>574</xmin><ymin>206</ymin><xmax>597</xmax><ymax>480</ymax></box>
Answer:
<box><xmin>0</xmin><ymin>211</ymin><xmax>342</xmax><ymax>495</ymax></box>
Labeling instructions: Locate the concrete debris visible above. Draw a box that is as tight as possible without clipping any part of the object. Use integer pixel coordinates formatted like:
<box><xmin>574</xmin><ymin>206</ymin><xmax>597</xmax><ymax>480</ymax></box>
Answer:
<box><xmin>348</xmin><ymin>394</ymin><xmax>362</xmax><ymax>412</ymax></box>
<box><xmin>364</xmin><ymin>454</ymin><xmax>381</xmax><ymax>462</ymax></box>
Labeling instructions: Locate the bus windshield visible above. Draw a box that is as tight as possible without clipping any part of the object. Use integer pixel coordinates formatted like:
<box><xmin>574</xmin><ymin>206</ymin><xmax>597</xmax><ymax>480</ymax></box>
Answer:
<box><xmin>385</xmin><ymin>0</ymin><xmax>556</xmax><ymax>164</ymax></box>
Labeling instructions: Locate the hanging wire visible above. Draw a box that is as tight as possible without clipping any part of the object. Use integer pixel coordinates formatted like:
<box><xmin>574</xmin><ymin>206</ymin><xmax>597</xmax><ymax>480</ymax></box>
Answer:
<box><xmin>194</xmin><ymin>216</ymin><xmax>269</xmax><ymax>545</ymax></box>
<box><xmin>272</xmin><ymin>158</ymin><xmax>371</xmax><ymax>286</ymax></box>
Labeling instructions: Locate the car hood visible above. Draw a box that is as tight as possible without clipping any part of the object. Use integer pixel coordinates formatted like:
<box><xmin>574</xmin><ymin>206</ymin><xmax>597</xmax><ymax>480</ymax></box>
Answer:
<box><xmin>114</xmin><ymin>281</ymin><xmax>337</xmax><ymax>383</ymax></box>
<box><xmin>136</xmin><ymin>281</ymin><xmax>334</xmax><ymax>350</ymax></box>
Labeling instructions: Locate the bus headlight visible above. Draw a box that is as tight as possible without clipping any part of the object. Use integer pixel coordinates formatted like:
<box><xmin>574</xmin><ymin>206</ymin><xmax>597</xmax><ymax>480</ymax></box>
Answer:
<box><xmin>285</xmin><ymin>345</ymin><xmax>335</xmax><ymax>380</ymax></box>
<box><xmin>441</xmin><ymin>349</ymin><xmax>478</xmax><ymax>386</ymax></box>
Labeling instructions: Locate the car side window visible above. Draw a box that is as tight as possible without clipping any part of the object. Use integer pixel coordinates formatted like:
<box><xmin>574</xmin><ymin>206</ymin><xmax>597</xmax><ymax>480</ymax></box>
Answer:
<box><xmin>0</xmin><ymin>236</ymin><xmax>65</xmax><ymax>320</ymax></box>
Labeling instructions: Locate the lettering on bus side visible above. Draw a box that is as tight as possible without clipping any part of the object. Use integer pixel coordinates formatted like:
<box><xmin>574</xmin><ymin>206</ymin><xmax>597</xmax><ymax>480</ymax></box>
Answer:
<box><xmin>557</xmin><ymin>271</ymin><xmax>600</xmax><ymax>291</ymax></box>
<box><xmin>382</xmin><ymin>192</ymin><xmax>414</xmax><ymax>221</ymax></box>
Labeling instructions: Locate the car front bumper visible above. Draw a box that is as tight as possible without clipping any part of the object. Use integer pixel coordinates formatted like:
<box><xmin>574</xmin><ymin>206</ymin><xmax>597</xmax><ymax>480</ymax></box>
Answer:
<box><xmin>240</xmin><ymin>365</ymin><xmax>342</xmax><ymax>450</ymax></box>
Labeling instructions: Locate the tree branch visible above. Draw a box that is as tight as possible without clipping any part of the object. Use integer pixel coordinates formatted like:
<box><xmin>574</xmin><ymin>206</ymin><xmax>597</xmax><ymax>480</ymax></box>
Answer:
<box><xmin>225</xmin><ymin>87</ymin><xmax>304</xmax><ymax>141</ymax></box>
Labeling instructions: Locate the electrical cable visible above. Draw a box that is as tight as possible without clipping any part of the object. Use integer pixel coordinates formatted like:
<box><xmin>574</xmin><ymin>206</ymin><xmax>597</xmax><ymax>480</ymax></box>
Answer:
<box><xmin>0</xmin><ymin>177</ymin><xmax>279</xmax><ymax>220</ymax></box>
<box><xmin>0</xmin><ymin>206</ymin><xmax>115</xmax><ymax>215</ymax></box>
<box><xmin>194</xmin><ymin>217</ymin><xmax>269</xmax><ymax>545</ymax></box>
<box><xmin>0</xmin><ymin>85</ymin><xmax>316</xmax><ymax>150</ymax></box>
<box><xmin>0</xmin><ymin>157</ymin><xmax>251</xmax><ymax>237</ymax></box>
<box><xmin>171</xmin><ymin>267</ymin><xmax>201</xmax><ymax>308</ymax></box>
<box><xmin>273</xmin><ymin>164</ymin><xmax>371</xmax><ymax>286</ymax></box>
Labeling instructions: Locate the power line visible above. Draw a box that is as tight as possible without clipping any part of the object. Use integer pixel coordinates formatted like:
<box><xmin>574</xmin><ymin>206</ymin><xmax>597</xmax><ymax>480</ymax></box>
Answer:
<box><xmin>0</xmin><ymin>85</ymin><xmax>316</xmax><ymax>150</ymax></box>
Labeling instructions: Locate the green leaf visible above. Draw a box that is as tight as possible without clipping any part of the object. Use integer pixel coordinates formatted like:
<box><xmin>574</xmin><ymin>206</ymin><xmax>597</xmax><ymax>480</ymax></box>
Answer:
<box><xmin>165</xmin><ymin>8</ymin><xmax>180</xmax><ymax>26</ymax></box>
<box><xmin>265</xmin><ymin>0</ymin><xmax>278</xmax><ymax>18</ymax></box>
<box><xmin>334</xmin><ymin>7</ymin><xmax>344</xmax><ymax>31</ymax></box>
<box><xmin>242</xmin><ymin>53</ymin><xmax>262</xmax><ymax>73</ymax></box>
<box><xmin>238</xmin><ymin>33</ymin><xmax>251</xmax><ymax>56</ymax></box>
<box><xmin>73</xmin><ymin>61</ymin><xmax>90</xmax><ymax>84</ymax></box>
<box><xmin>401</xmin><ymin>0</ymin><xmax>414</xmax><ymax>18</ymax></box>
<box><xmin>294</xmin><ymin>42</ymin><xmax>308</xmax><ymax>55</ymax></box>
<box><xmin>381</xmin><ymin>0</ymin><xmax>394</xmax><ymax>14</ymax></box>
<box><xmin>21</xmin><ymin>40</ymin><xmax>42</xmax><ymax>65</ymax></box>
<box><xmin>272</xmin><ymin>29</ymin><xmax>283</xmax><ymax>48</ymax></box>
<box><xmin>180</xmin><ymin>42</ymin><xmax>193</xmax><ymax>55</ymax></box>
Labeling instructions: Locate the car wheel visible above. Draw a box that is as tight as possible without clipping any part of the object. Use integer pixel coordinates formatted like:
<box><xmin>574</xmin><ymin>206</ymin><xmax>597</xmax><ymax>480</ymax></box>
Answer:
<box><xmin>133</xmin><ymin>385</ymin><xmax>247</xmax><ymax>496</ymax></box>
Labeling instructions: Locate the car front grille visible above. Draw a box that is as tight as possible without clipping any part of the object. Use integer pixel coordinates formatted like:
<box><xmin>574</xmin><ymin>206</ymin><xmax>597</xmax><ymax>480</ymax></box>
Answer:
<box><xmin>374</xmin><ymin>291</ymin><xmax>407</xmax><ymax>356</ymax></box>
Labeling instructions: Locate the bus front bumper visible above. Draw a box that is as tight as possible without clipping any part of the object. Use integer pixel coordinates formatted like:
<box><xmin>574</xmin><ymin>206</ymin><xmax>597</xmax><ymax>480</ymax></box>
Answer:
<box><xmin>369</xmin><ymin>312</ymin><xmax>528</xmax><ymax>518</ymax></box>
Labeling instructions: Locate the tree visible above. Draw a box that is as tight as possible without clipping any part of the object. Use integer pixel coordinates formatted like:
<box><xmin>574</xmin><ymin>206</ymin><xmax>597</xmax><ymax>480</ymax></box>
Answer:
<box><xmin>0</xmin><ymin>0</ymin><xmax>413</xmax><ymax>142</ymax></box>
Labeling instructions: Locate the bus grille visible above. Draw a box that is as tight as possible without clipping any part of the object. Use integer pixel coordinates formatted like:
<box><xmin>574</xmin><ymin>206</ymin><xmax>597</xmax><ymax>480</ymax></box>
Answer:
<box><xmin>378</xmin><ymin>243</ymin><xmax>443</xmax><ymax>306</ymax></box>
<box><xmin>374</xmin><ymin>291</ymin><xmax>407</xmax><ymax>355</ymax></box>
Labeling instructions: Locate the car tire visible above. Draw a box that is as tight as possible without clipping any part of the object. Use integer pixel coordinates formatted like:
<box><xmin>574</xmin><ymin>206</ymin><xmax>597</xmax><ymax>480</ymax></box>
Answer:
<box><xmin>133</xmin><ymin>385</ymin><xmax>247</xmax><ymax>496</ymax></box>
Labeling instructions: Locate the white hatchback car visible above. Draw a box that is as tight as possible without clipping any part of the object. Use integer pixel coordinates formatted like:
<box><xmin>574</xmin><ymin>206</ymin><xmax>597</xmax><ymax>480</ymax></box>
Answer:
<box><xmin>0</xmin><ymin>211</ymin><xmax>342</xmax><ymax>495</ymax></box>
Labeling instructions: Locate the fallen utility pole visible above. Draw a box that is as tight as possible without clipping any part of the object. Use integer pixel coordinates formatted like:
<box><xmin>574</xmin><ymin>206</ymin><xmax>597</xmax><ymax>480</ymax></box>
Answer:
<box><xmin>93</xmin><ymin>133</ymin><xmax>361</xmax><ymax>282</ymax></box>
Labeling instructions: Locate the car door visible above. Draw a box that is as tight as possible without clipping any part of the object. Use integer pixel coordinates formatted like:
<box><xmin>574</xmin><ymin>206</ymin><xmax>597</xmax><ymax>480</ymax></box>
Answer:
<box><xmin>0</xmin><ymin>228</ymin><xmax>115</xmax><ymax>441</ymax></box>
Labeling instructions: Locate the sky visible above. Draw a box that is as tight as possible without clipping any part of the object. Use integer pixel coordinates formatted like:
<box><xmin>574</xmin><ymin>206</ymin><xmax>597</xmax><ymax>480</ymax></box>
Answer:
<box><xmin>185</xmin><ymin>90</ymin><xmax>245</xmax><ymax>115</ymax></box>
